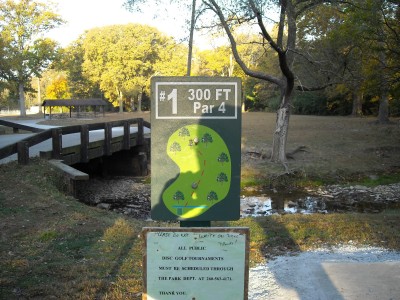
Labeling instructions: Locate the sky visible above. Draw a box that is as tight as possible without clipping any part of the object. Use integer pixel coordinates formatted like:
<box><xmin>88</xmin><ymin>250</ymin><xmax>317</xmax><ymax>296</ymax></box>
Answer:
<box><xmin>46</xmin><ymin>0</ymin><xmax>191</xmax><ymax>47</ymax></box>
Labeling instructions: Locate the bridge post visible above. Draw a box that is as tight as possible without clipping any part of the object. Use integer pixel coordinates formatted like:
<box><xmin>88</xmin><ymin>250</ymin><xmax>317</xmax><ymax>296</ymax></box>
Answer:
<box><xmin>51</xmin><ymin>128</ymin><xmax>62</xmax><ymax>159</ymax></box>
<box><xmin>123</xmin><ymin>121</ymin><xmax>130</xmax><ymax>150</ymax></box>
<box><xmin>17</xmin><ymin>141</ymin><xmax>29</xmax><ymax>165</ymax></box>
<box><xmin>80</xmin><ymin>125</ymin><xmax>89</xmax><ymax>163</ymax></box>
<box><xmin>104</xmin><ymin>123</ymin><xmax>112</xmax><ymax>156</ymax></box>
<box><xmin>137</xmin><ymin>118</ymin><xmax>144</xmax><ymax>146</ymax></box>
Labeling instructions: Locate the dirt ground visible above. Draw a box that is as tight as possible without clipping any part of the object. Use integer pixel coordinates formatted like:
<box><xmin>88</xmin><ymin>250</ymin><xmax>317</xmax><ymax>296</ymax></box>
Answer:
<box><xmin>2</xmin><ymin>111</ymin><xmax>400</xmax><ymax>180</ymax></box>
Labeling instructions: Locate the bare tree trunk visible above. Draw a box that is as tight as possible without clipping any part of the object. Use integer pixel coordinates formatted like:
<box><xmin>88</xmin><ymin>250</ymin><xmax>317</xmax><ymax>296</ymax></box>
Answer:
<box><xmin>271</xmin><ymin>106</ymin><xmax>290</xmax><ymax>165</ymax></box>
<box><xmin>138</xmin><ymin>92</ymin><xmax>142</xmax><ymax>112</ymax></box>
<box><xmin>376</xmin><ymin>3</ymin><xmax>390</xmax><ymax>124</ymax></box>
<box><xmin>377</xmin><ymin>48</ymin><xmax>390</xmax><ymax>123</ymax></box>
<box><xmin>228</xmin><ymin>54</ymin><xmax>234</xmax><ymax>77</ymax></box>
<box><xmin>352</xmin><ymin>87</ymin><xmax>363</xmax><ymax>117</ymax></box>
<box><xmin>18</xmin><ymin>83</ymin><xmax>26</xmax><ymax>117</ymax></box>
<box><xmin>378</xmin><ymin>93</ymin><xmax>390</xmax><ymax>123</ymax></box>
<box><xmin>186</xmin><ymin>0</ymin><xmax>196</xmax><ymax>76</ymax></box>
<box><xmin>118</xmin><ymin>89</ymin><xmax>123</xmax><ymax>113</ymax></box>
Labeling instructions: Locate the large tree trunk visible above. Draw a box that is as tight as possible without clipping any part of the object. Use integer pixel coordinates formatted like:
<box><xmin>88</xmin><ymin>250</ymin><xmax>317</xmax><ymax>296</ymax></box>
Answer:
<box><xmin>18</xmin><ymin>82</ymin><xmax>26</xmax><ymax>117</ymax></box>
<box><xmin>377</xmin><ymin>48</ymin><xmax>390</xmax><ymax>123</ymax></box>
<box><xmin>138</xmin><ymin>92</ymin><xmax>142</xmax><ymax>112</ymax></box>
<box><xmin>351</xmin><ymin>87</ymin><xmax>363</xmax><ymax>117</ymax></box>
<box><xmin>376</xmin><ymin>7</ymin><xmax>390</xmax><ymax>124</ymax></box>
<box><xmin>118</xmin><ymin>89</ymin><xmax>123</xmax><ymax>113</ymax></box>
<box><xmin>271</xmin><ymin>106</ymin><xmax>290</xmax><ymax>164</ymax></box>
<box><xmin>186</xmin><ymin>0</ymin><xmax>196</xmax><ymax>76</ymax></box>
<box><xmin>377</xmin><ymin>93</ymin><xmax>390</xmax><ymax>123</ymax></box>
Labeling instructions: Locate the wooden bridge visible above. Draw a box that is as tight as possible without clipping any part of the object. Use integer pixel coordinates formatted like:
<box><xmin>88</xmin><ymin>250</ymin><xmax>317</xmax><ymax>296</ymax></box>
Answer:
<box><xmin>0</xmin><ymin>118</ymin><xmax>150</xmax><ymax>195</ymax></box>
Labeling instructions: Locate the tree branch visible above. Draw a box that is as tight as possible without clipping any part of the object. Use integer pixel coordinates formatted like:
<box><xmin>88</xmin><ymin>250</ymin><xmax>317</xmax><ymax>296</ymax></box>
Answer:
<box><xmin>205</xmin><ymin>0</ymin><xmax>283</xmax><ymax>86</ymax></box>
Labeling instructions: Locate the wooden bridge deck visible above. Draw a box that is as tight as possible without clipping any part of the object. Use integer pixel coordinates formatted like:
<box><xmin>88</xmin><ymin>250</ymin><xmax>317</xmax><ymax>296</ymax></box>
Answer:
<box><xmin>0</xmin><ymin>118</ymin><xmax>150</xmax><ymax>165</ymax></box>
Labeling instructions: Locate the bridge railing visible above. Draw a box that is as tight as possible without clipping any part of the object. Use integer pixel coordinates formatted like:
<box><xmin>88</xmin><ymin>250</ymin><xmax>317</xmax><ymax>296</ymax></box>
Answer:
<box><xmin>0</xmin><ymin>118</ymin><xmax>150</xmax><ymax>165</ymax></box>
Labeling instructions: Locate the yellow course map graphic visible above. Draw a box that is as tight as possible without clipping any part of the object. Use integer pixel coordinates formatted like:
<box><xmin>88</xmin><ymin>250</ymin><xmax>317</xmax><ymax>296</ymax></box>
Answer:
<box><xmin>163</xmin><ymin>124</ymin><xmax>231</xmax><ymax>218</ymax></box>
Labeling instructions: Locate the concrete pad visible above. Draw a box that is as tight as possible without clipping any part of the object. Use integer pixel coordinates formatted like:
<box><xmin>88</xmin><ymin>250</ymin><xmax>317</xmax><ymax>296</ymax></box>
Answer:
<box><xmin>249</xmin><ymin>247</ymin><xmax>400</xmax><ymax>300</ymax></box>
<box><xmin>322</xmin><ymin>261</ymin><xmax>400</xmax><ymax>300</ymax></box>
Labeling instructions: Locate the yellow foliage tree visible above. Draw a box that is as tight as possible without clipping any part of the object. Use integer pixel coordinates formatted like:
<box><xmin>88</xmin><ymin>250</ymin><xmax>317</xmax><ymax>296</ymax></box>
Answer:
<box><xmin>45</xmin><ymin>75</ymin><xmax>71</xmax><ymax>100</ymax></box>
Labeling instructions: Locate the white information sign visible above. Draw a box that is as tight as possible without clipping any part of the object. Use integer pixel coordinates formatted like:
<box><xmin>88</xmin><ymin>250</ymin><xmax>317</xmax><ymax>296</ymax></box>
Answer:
<box><xmin>142</xmin><ymin>228</ymin><xmax>249</xmax><ymax>300</ymax></box>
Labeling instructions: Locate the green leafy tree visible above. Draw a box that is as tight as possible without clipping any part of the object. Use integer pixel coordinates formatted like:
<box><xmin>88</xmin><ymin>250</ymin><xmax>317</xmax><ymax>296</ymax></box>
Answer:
<box><xmin>173</xmin><ymin>191</ymin><xmax>185</xmax><ymax>203</ymax></box>
<box><xmin>216</xmin><ymin>172</ymin><xmax>228</xmax><ymax>185</ymax></box>
<box><xmin>217</xmin><ymin>152</ymin><xmax>229</xmax><ymax>165</ymax></box>
<box><xmin>0</xmin><ymin>0</ymin><xmax>63</xmax><ymax>116</ymax></box>
<box><xmin>296</xmin><ymin>0</ymin><xmax>399</xmax><ymax>121</ymax></box>
<box><xmin>197</xmin><ymin>46</ymin><xmax>235</xmax><ymax>76</ymax></box>
<box><xmin>56</xmin><ymin>39</ymin><xmax>102</xmax><ymax>99</ymax></box>
<box><xmin>124</xmin><ymin>0</ymin><xmax>198</xmax><ymax>75</ymax></box>
<box><xmin>178</xmin><ymin>127</ymin><xmax>190</xmax><ymax>139</ymax></box>
<box><xmin>81</xmin><ymin>24</ymin><xmax>185</xmax><ymax>111</ymax></box>
<box><xmin>345</xmin><ymin>0</ymin><xmax>399</xmax><ymax>123</ymax></box>
<box><xmin>207</xmin><ymin>191</ymin><xmax>218</xmax><ymax>202</ymax></box>
<box><xmin>170</xmin><ymin>142</ymin><xmax>181</xmax><ymax>154</ymax></box>
<box><xmin>201</xmin><ymin>132</ymin><xmax>213</xmax><ymax>147</ymax></box>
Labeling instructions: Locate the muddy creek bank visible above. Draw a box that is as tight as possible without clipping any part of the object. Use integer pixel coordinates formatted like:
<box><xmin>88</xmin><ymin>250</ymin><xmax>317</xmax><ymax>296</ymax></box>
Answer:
<box><xmin>76</xmin><ymin>177</ymin><xmax>400</xmax><ymax>219</ymax></box>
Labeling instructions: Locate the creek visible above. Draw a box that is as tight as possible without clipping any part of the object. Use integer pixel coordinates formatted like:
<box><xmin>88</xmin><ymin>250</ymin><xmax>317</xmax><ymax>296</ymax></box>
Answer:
<box><xmin>76</xmin><ymin>176</ymin><xmax>400</xmax><ymax>219</ymax></box>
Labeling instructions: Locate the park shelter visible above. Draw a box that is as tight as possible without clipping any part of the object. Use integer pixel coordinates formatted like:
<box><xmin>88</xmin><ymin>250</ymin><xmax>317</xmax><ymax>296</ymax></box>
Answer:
<box><xmin>42</xmin><ymin>99</ymin><xmax>109</xmax><ymax>119</ymax></box>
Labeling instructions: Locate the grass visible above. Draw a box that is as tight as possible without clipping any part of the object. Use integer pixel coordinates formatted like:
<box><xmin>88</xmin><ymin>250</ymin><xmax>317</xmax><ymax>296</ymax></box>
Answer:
<box><xmin>1</xmin><ymin>160</ymin><xmax>399</xmax><ymax>299</ymax></box>
<box><xmin>1</xmin><ymin>111</ymin><xmax>400</xmax><ymax>298</ymax></box>
<box><xmin>241</xmin><ymin>112</ymin><xmax>400</xmax><ymax>188</ymax></box>
<box><xmin>357</xmin><ymin>173</ymin><xmax>400</xmax><ymax>187</ymax></box>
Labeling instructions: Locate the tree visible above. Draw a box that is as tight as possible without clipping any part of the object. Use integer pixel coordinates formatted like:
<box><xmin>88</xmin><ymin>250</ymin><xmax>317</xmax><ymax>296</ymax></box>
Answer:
<box><xmin>217</xmin><ymin>152</ymin><xmax>229</xmax><ymax>165</ymax></box>
<box><xmin>296</xmin><ymin>0</ymin><xmax>400</xmax><ymax>121</ymax></box>
<box><xmin>197</xmin><ymin>46</ymin><xmax>235</xmax><ymax>76</ymax></box>
<box><xmin>355</xmin><ymin>0</ymin><xmax>399</xmax><ymax>123</ymax></box>
<box><xmin>178</xmin><ymin>127</ymin><xmax>191</xmax><ymax>139</ymax></box>
<box><xmin>81</xmin><ymin>24</ymin><xmax>186</xmax><ymax>111</ymax></box>
<box><xmin>198</xmin><ymin>0</ymin><xmax>327</xmax><ymax>169</ymax></box>
<box><xmin>169</xmin><ymin>142</ymin><xmax>182</xmax><ymax>154</ymax></box>
<box><xmin>56</xmin><ymin>39</ymin><xmax>102</xmax><ymax>99</ymax></box>
<box><xmin>173</xmin><ymin>191</ymin><xmax>185</xmax><ymax>203</ymax></box>
<box><xmin>200</xmin><ymin>0</ymin><xmax>399</xmax><ymax>167</ymax></box>
<box><xmin>0</xmin><ymin>0</ymin><xmax>63</xmax><ymax>116</ymax></box>
<box><xmin>201</xmin><ymin>132</ymin><xmax>213</xmax><ymax>147</ymax></box>
<box><xmin>216</xmin><ymin>172</ymin><xmax>228</xmax><ymax>184</ymax></box>
<box><xmin>45</xmin><ymin>73</ymin><xmax>71</xmax><ymax>99</ymax></box>
<box><xmin>207</xmin><ymin>191</ymin><xmax>218</xmax><ymax>202</ymax></box>
<box><xmin>201</xmin><ymin>0</ymin><xmax>297</xmax><ymax>168</ymax></box>
<box><xmin>295</xmin><ymin>3</ymin><xmax>366</xmax><ymax>116</ymax></box>
<box><xmin>124</xmin><ymin>0</ymin><xmax>199</xmax><ymax>75</ymax></box>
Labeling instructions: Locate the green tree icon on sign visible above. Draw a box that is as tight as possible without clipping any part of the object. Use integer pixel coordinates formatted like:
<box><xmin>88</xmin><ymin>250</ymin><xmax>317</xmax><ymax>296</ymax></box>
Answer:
<box><xmin>173</xmin><ymin>191</ymin><xmax>184</xmax><ymax>203</ymax></box>
<box><xmin>178</xmin><ymin>127</ymin><xmax>190</xmax><ymax>139</ymax></box>
<box><xmin>217</xmin><ymin>152</ymin><xmax>230</xmax><ymax>165</ymax></box>
<box><xmin>207</xmin><ymin>191</ymin><xmax>218</xmax><ymax>203</ymax></box>
<box><xmin>201</xmin><ymin>133</ymin><xmax>213</xmax><ymax>147</ymax></box>
<box><xmin>169</xmin><ymin>142</ymin><xmax>181</xmax><ymax>154</ymax></box>
<box><xmin>216</xmin><ymin>172</ymin><xmax>228</xmax><ymax>185</ymax></box>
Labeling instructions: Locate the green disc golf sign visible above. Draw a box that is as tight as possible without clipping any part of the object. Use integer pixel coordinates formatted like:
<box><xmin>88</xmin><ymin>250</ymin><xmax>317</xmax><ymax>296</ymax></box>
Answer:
<box><xmin>151</xmin><ymin>76</ymin><xmax>241</xmax><ymax>221</ymax></box>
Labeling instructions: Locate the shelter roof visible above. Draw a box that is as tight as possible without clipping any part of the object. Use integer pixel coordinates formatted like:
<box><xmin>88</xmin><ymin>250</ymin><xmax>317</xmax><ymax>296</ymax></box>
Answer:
<box><xmin>42</xmin><ymin>99</ymin><xmax>108</xmax><ymax>107</ymax></box>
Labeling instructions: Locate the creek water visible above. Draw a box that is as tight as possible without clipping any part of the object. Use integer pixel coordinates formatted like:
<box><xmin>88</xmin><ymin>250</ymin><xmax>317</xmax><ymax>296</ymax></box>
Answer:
<box><xmin>76</xmin><ymin>176</ymin><xmax>400</xmax><ymax>218</ymax></box>
<box><xmin>241</xmin><ymin>191</ymin><xmax>400</xmax><ymax>217</ymax></box>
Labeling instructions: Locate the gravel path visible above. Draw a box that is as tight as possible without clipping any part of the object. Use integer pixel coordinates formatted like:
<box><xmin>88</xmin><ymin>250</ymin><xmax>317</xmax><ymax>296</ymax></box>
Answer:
<box><xmin>249</xmin><ymin>245</ymin><xmax>400</xmax><ymax>300</ymax></box>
